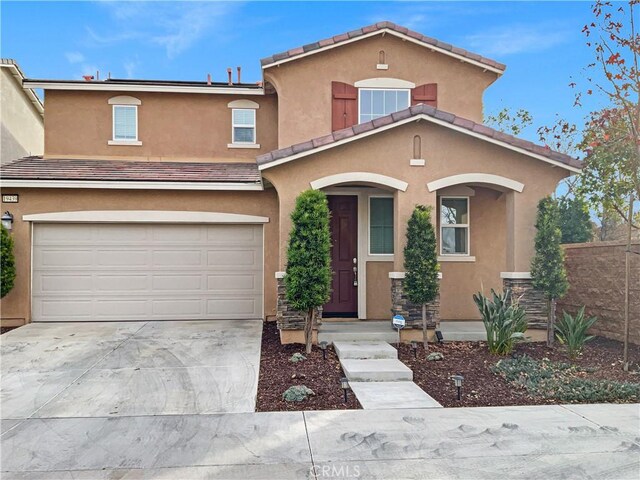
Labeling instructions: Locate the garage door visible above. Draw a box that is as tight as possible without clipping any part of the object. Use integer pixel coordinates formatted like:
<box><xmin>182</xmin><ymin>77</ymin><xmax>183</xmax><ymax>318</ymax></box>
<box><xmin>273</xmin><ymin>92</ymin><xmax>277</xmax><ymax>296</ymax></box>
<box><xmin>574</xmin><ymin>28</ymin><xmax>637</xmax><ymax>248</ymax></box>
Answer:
<box><xmin>32</xmin><ymin>223</ymin><xmax>263</xmax><ymax>322</ymax></box>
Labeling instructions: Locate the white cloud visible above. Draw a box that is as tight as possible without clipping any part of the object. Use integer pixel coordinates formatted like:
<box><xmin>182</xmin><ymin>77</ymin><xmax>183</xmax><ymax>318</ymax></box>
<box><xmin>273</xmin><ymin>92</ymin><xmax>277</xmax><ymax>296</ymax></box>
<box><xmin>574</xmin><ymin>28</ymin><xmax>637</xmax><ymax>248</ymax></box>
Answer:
<box><xmin>465</xmin><ymin>23</ymin><xmax>571</xmax><ymax>56</ymax></box>
<box><xmin>91</xmin><ymin>1</ymin><xmax>241</xmax><ymax>59</ymax></box>
<box><xmin>65</xmin><ymin>52</ymin><xmax>85</xmax><ymax>64</ymax></box>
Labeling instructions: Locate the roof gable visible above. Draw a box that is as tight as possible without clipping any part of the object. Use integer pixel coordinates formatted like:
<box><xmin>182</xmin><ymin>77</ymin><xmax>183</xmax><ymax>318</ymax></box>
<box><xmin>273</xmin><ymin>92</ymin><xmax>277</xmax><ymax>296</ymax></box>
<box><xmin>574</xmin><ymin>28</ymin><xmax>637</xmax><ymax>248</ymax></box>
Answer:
<box><xmin>261</xmin><ymin>21</ymin><xmax>506</xmax><ymax>74</ymax></box>
<box><xmin>256</xmin><ymin>104</ymin><xmax>582</xmax><ymax>173</ymax></box>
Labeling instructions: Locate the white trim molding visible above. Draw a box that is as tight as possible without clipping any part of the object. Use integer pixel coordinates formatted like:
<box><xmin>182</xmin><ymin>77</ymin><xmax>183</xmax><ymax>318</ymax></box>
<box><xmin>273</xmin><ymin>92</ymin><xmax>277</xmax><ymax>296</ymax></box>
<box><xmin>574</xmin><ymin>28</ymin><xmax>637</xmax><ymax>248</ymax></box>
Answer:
<box><xmin>227</xmin><ymin>99</ymin><xmax>259</xmax><ymax>109</ymax></box>
<box><xmin>354</xmin><ymin>77</ymin><xmax>416</xmax><ymax>89</ymax></box>
<box><xmin>227</xmin><ymin>143</ymin><xmax>261</xmax><ymax>149</ymax></box>
<box><xmin>107</xmin><ymin>140</ymin><xmax>142</xmax><ymax>146</ymax></box>
<box><xmin>500</xmin><ymin>271</ymin><xmax>532</xmax><ymax>279</ymax></box>
<box><xmin>389</xmin><ymin>271</ymin><xmax>443</xmax><ymax>279</ymax></box>
<box><xmin>275</xmin><ymin>271</ymin><xmax>286</xmax><ymax>279</ymax></box>
<box><xmin>1</xmin><ymin>179</ymin><xmax>263</xmax><ymax>191</ymax></box>
<box><xmin>22</xmin><ymin>211</ymin><xmax>270</xmax><ymax>224</ymax></box>
<box><xmin>428</xmin><ymin>173</ymin><xmax>525</xmax><ymax>193</ymax></box>
<box><xmin>310</xmin><ymin>172</ymin><xmax>408</xmax><ymax>192</ymax></box>
<box><xmin>108</xmin><ymin>95</ymin><xmax>141</xmax><ymax>105</ymax></box>
<box><xmin>438</xmin><ymin>255</ymin><xmax>476</xmax><ymax>262</ymax></box>
<box><xmin>410</xmin><ymin>159</ymin><xmax>426</xmax><ymax>167</ymax></box>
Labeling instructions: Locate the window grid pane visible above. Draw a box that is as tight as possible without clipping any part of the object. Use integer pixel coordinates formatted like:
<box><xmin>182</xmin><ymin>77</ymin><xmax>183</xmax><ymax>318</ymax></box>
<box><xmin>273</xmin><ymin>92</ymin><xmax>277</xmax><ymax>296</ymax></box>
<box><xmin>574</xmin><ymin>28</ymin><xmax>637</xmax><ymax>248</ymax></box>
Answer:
<box><xmin>359</xmin><ymin>89</ymin><xmax>410</xmax><ymax>124</ymax></box>
<box><xmin>233</xmin><ymin>127</ymin><xmax>254</xmax><ymax>143</ymax></box>
<box><xmin>441</xmin><ymin>198</ymin><xmax>468</xmax><ymax>225</ymax></box>
<box><xmin>370</xmin><ymin>198</ymin><xmax>394</xmax><ymax>254</ymax></box>
<box><xmin>441</xmin><ymin>227</ymin><xmax>468</xmax><ymax>254</ymax></box>
<box><xmin>113</xmin><ymin>106</ymin><xmax>137</xmax><ymax>140</ymax></box>
<box><xmin>233</xmin><ymin>109</ymin><xmax>255</xmax><ymax>126</ymax></box>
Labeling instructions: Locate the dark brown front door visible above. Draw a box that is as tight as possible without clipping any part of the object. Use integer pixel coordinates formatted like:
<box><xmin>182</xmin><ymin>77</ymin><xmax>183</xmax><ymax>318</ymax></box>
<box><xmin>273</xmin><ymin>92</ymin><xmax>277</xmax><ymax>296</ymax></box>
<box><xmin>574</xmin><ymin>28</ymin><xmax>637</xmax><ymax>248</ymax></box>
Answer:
<box><xmin>325</xmin><ymin>195</ymin><xmax>358</xmax><ymax>316</ymax></box>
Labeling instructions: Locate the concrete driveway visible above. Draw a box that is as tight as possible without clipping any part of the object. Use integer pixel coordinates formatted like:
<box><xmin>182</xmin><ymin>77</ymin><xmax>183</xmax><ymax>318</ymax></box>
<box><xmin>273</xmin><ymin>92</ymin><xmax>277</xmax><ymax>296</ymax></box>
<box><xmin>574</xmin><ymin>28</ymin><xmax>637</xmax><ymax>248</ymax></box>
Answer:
<box><xmin>0</xmin><ymin>320</ymin><xmax>263</xmax><ymax>419</ymax></box>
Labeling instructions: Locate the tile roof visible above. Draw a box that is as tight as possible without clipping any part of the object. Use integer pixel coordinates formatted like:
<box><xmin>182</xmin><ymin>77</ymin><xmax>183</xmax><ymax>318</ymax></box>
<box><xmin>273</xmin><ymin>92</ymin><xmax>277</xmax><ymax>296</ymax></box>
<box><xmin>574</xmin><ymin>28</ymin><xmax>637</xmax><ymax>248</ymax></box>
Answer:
<box><xmin>24</xmin><ymin>78</ymin><xmax>263</xmax><ymax>89</ymax></box>
<box><xmin>1</xmin><ymin>157</ymin><xmax>262</xmax><ymax>184</ymax></box>
<box><xmin>261</xmin><ymin>21</ymin><xmax>506</xmax><ymax>72</ymax></box>
<box><xmin>256</xmin><ymin>104</ymin><xmax>582</xmax><ymax>171</ymax></box>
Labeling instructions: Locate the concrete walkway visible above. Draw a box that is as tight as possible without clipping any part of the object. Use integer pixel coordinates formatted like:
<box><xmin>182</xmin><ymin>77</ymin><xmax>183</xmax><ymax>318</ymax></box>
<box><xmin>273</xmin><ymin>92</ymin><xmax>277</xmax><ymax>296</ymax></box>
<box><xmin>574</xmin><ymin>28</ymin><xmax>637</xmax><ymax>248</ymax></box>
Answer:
<box><xmin>335</xmin><ymin>341</ymin><xmax>442</xmax><ymax>409</ymax></box>
<box><xmin>2</xmin><ymin>404</ymin><xmax>638</xmax><ymax>478</ymax></box>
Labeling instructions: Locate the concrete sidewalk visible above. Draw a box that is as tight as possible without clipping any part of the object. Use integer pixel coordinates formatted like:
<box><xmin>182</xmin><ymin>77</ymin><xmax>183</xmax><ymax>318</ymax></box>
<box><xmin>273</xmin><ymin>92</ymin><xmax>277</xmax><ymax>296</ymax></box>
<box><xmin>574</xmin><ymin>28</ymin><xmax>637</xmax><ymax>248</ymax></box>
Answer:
<box><xmin>2</xmin><ymin>403</ymin><xmax>638</xmax><ymax>479</ymax></box>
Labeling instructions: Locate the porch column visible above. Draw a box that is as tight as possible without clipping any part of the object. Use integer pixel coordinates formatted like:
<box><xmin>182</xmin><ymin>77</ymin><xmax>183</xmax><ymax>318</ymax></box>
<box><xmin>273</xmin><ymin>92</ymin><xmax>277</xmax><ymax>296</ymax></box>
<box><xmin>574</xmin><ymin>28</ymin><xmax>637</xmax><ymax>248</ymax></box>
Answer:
<box><xmin>504</xmin><ymin>190</ymin><xmax>546</xmax><ymax>328</ymax></box>
<box><xmin>393</xmin><ymin>186</ymin><xmax>437</xmax><ymax>271</ymax></box>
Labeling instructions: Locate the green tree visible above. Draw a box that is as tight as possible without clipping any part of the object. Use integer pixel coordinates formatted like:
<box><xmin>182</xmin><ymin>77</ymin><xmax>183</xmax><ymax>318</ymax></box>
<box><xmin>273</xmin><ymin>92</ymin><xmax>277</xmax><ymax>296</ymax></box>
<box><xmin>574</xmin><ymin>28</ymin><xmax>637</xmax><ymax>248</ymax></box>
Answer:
<box><xmin>1</xmin><ymin>225</ymin><xmax>16</xmax><ymax>298</ymax></box>
<box><xmin>558</xmin><ymin>197</ymin><xmax>593</xmax><ymax>244</ymax></box>
<box><xmin>531</xmin><ymin>197</ymin><xmax>569</xmax><ymax>346</ymax></box>
<box><xmin>485</xmin><ymin>107</ymin><xmax>533</xmax><ymax>136</ymax></box>
<box><xmin>284</xmin><ymin>190</ymin><xmax>332</xmax><ymax>353</ymax></box>
<box><xmin>403</xmin><ymin>205</ymin><xmax>440</xmax><ymax>348</ymax></box>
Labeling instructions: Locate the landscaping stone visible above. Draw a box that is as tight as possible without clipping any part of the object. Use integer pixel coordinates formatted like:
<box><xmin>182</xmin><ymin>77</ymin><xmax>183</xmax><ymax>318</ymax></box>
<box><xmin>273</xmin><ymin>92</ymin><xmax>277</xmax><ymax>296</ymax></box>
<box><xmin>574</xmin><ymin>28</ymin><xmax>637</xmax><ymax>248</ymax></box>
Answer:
<box><xmin>502</xmin><ymin>277</ymin><xmax>547</xmax><ymax>329</ymax></box>
<box><xmin>390</xmin><ymin>277</ymin><xmax>439</xmax><ymax>328</ymax></box>
<box><xmin>427</xmin><ymin>352</ymin><xmax>444</xmax><ymax>361</ymax></box>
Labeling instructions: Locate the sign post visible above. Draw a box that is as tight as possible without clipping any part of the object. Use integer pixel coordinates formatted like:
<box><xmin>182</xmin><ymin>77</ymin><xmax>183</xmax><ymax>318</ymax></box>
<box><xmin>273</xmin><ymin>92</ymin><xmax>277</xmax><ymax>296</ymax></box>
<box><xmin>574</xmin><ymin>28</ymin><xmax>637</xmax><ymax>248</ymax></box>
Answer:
<box><xmin>392</xmin><ymin>314</ymin><xmax>405</xmax><ymax>348</ymax></box>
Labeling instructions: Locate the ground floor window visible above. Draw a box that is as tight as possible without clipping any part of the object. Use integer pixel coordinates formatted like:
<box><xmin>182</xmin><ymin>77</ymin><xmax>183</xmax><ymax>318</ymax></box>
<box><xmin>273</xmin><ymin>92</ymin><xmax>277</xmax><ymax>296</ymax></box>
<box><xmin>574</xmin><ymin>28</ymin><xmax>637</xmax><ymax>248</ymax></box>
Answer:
<box><xmin>369</xmin><ymin>197</ymin><xmax>394</xmax><ymax>254</ymax></box>
<box><xmin>440</xmin><ymin>196</ymin><xmax>469</xmax><ymax>255</ymax></box>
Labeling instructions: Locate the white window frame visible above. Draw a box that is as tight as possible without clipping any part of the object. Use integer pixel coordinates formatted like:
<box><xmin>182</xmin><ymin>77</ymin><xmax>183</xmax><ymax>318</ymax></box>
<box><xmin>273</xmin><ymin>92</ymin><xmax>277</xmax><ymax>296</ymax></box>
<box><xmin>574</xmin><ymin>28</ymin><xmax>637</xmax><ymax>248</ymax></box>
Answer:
<box><xmin>111</xmin><ymin>104</ymin><xmax>139</xmax><ymax>143</ymax></box>
<box><xmin>358</xmin><ymin>88</ymin><xmax>411</xmax><ymax>124</ymax></box>
<box><xmin>439</xmin><ymin>196</ymin><xmax>470</xmax><ymax>256</ymax></box>
<box><xmin>368</xmin><ymin>195</ymin><xmax>394</xmax><ymax>256</ymax></box>
<box><xmin>231</xmin><ymin>108</ymin><xmax>256</xmax><ymax>145</ymax></box>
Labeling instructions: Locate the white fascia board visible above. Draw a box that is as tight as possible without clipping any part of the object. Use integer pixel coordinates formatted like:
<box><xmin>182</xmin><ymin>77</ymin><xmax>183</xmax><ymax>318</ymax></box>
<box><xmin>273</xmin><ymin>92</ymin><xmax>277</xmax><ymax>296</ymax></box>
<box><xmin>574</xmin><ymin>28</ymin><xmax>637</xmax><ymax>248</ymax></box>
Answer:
<box><xmin>23</xmin><ymin>211</ymin><xmax>270</xmax><ymax>224</ymax></box>
<box><xmin>259</xmin><ymin>114</ymin><xmax>581</xmax><ymax>173</ymax></box>
<box><xmin>2</xmin><ymin>64</ymin><xmax>44</xmax><ymax>116</ymax></box>
<box><xmin>0</xmin><ymin>179</ymin><xmax>263</xmax><ymax>191</ymax></box>
<box><xmin>262</xmin><ymin>29</ymin><xmax>505</xmax><ymax>75</ymax></box>
<box><xmin>23</xmin><ymin>81</ymin><xmax>265</xmax><ymax>96</ymax></box>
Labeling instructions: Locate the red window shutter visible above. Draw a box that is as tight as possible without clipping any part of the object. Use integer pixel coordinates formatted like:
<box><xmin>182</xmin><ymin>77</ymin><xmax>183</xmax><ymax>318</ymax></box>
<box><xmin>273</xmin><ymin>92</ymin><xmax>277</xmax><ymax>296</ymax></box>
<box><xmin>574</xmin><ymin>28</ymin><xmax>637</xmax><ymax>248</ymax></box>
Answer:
<box><xmin>411</xmin><ymin>83</ymin><xmax>437</xmax><ymax>108</ymax></box>
<box><xmin>332</xmin><ymin>81</ymin><xmax>358</xmax><ymax>131</ymax></box>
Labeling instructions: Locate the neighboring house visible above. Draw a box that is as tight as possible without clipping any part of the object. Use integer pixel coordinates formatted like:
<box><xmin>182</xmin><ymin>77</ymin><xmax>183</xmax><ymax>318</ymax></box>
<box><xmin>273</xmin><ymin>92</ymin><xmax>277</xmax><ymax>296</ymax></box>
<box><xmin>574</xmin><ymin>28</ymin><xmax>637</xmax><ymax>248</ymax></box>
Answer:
<box><xmin>0</xmin><ymin>59</ymin><xmax>44</xmax><ymax>164</ymax></box>
<box><xmin>0</xmin><ymin>22</ymin><xmax>581</xmax><ymax>341</ymax></box>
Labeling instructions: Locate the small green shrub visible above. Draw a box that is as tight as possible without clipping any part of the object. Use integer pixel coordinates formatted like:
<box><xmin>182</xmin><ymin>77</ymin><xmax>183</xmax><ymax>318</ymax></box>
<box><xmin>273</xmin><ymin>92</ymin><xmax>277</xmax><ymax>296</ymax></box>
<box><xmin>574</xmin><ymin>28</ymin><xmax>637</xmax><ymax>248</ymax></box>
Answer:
<box><xmin>493</xmin><ymin>355</ymin><xmax>640</xmax><ymax>403</ymax></box>
<box><xmin>1</xmin><ymin>225</ymin><xmax>16</xmax><ymax>298</ymax></box>
<box><xmin>473</xmin><ymin>289</ymin><xmax>527</xmax><ymax>355</ymax></box>
<box><xmin>289</xmin><ymin>353</ymin><xmax>306</xmax><ymax>363</ymax></box>
<box><xmin>282</xmin><ymin>385</ymin><xmax>315</xmax><ymax>402</ymax></box>
<box><xmin>555</xmin><ymin>307</ymin><xmax>598</xmax><ymax>360</ymax></box>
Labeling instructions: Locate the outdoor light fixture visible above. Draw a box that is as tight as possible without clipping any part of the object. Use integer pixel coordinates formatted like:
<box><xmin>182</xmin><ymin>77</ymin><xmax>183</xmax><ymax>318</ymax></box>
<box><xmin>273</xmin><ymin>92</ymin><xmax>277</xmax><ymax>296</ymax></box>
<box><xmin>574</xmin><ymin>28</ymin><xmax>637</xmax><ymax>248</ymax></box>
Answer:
<box><xmin>411</xmin><ymin>341</ymin><xmax>418</xmax><ymax>358</ymax></box>
<box><xmin>319</xmin><ymin>341</ymin><xmax>328</xmax><ymax>360</ymax></box>
<box><xmin>435</xmin><ymin>330</ymin><xmax>444</xmax><ymax>344</ymax></box>
<box><xmin>450</xmin><ymin>374</ymin><xmax>464</xmax><ymax>401</ymax></box>
<box><xmin>1</xmin><ymin>212</ymin><xmax>13</xmax><ymax>231</ymax></box>
<box><xmin>340</xmin><ymin>376</ymin><xmax>350</xmax><ymax>403</ymax></box>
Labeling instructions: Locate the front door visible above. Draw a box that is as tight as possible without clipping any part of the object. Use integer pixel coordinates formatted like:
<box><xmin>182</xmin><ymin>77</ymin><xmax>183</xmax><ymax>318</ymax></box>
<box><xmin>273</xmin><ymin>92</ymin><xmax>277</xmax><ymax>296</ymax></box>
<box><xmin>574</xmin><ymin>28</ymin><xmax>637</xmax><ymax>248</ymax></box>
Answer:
<box><xmin>325</xmin><ymin>195</ymin><xmax>358</xmax><ymax>316</ymax></box>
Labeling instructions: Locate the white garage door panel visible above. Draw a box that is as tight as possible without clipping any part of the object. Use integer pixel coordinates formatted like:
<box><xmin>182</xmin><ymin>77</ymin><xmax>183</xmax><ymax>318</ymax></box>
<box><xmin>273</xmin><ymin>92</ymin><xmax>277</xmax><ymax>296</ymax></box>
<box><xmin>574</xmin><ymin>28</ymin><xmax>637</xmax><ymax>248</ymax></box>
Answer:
<box><xmin>32</xmin><ymin>224</ymin><xmax>263</xmax><ymax>322</ymax></box>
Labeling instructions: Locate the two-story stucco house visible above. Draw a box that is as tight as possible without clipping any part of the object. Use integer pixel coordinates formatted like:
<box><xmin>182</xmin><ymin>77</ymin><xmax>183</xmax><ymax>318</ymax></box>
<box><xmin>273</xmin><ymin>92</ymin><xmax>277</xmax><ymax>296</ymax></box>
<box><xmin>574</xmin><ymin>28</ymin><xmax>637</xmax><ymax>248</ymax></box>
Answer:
<box><xmin>0</xmin><ymin>22</ymin><xmax>581</xmax><ymax>342</ymax></box>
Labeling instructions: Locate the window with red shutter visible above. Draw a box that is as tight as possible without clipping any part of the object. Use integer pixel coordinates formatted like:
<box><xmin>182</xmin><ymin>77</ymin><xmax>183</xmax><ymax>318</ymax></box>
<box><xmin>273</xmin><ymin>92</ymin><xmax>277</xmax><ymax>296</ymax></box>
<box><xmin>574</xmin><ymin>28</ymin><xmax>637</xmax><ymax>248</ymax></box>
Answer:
<box><xmin>331</xmin><ymin>81</ymin><xmax>358</xmax><ymax>131</ymax></box>
<box><xmin>411</xmin><ymin>83</ymin><xmax>438</xmax><ymax>108</ymax></box>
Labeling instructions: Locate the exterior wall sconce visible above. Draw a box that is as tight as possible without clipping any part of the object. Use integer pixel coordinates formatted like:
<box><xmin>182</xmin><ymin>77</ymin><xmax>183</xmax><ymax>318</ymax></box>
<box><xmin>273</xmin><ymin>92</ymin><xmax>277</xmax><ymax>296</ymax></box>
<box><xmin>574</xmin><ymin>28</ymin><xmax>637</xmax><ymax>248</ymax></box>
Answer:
<box><xmin>1</xmin><ymin>211</ymin><xmax>14</xmax><ymax>231</ymax></box>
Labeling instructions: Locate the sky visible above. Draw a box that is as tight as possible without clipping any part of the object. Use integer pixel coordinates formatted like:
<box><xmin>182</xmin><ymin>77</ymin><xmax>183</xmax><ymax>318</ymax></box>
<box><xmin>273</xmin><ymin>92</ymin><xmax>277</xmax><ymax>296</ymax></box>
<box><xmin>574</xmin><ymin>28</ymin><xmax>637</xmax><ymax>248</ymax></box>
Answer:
<box><xmin>1</xmin><ymin>1</ymin><xmax>608</xmax><ymax>144</ymax></box>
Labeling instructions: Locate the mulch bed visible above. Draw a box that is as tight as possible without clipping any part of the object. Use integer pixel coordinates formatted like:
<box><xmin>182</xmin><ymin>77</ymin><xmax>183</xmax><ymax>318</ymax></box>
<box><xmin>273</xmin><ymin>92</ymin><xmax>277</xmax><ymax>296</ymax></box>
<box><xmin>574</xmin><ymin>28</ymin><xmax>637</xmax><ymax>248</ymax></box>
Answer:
<box><xmin>256</xmin><ymin>321</ymin><xmax>361</xmax><ymax>411</ymax></box>
<box><xmin>400</xmin><ymin>337</ymin><xmax>640</xmax><ymax>408</ymax></box>
<box><xmin>0</xmin><ymin>327</ymin><xmax>18</xmax><ymax>335</ymax></box>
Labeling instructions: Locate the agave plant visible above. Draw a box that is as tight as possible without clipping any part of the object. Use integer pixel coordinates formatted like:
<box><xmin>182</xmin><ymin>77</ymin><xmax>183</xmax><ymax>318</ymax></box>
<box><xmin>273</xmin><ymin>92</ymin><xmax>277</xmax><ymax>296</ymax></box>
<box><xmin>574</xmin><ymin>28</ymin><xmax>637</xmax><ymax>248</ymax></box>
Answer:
<box><xmin>555</xmin><ymin>307</ymin><xmax>598</xmax><ymax>360</ymax></box>
<box><xmin>473</xmin><ymin>289</ymin><xmax>527</xmax><ymax>355</ymax></box>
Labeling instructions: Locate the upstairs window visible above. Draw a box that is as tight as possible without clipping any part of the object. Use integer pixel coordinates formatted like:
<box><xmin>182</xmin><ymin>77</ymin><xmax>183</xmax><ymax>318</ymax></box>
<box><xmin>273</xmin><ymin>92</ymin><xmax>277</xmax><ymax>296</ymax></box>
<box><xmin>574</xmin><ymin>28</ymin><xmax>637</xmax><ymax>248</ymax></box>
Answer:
<box><xmin>369</xmin><ymin>197</ymin><xmax>394</xmax><ymax>255</ymax></box>
<box><xmin>232</xmin><ymin>108</ymin><xmax>256</xmax><ymax>144</ymax></box>
<box><xmin>440</xmin><ymin>197</ymin><xmax>469</xmax><ymax>255</ymax></box>
<box><xmin>112</xmin><ymin>105</ymin><xmax>138</xmax><ymax>141</ymax></box>
<box><xmin>359</xmin><ymin>89</ymin><xmax>410</xmax><ymax>124</ymax></box>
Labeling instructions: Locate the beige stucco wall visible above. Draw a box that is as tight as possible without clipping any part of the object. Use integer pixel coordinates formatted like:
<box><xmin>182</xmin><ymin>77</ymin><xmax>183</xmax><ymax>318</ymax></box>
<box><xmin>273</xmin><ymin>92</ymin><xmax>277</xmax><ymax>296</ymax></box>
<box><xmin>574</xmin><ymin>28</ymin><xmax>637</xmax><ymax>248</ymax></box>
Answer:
<box><xmin>264</xmin><ymin>34</ymin><xmax>499</xmax><ymax>147</ymax></box>
<box><xmin>44</xmin><ymin>90</ymin><xmax>278</xmax><ymax>161</ymax></box>
<box><xmin>1</xmin><ymin>67</ymin><xmax>44</xmax><ymax>164</ymax></box>
<box><xmin>263</xmin><ymin>120</ymin><xmax>568</xmax><ymax>319</ymax></box>
<box><xmin>0</xmin><ymin>187</ymin><xmax>279</xmax><ymax>324</ymax></box>
<box><xmin>366</xmin><ymin>261</ymin><xmax>393</xmax><ymax>319</ymax></box>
